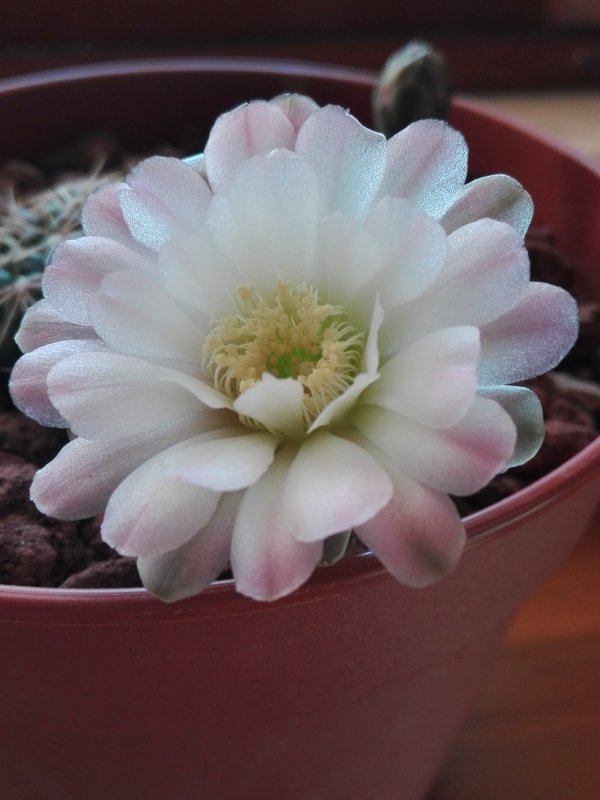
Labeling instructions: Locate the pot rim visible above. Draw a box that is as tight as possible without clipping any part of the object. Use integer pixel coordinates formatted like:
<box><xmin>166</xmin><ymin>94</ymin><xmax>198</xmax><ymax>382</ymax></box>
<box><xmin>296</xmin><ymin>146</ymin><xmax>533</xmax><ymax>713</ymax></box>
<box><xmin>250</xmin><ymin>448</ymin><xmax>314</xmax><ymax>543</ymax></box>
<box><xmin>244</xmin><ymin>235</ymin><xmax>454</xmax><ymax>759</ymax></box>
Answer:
<box><xmin>0</xmin><ymin>56</ymin><xmax>599</xmax><ymax>609</ymax></box>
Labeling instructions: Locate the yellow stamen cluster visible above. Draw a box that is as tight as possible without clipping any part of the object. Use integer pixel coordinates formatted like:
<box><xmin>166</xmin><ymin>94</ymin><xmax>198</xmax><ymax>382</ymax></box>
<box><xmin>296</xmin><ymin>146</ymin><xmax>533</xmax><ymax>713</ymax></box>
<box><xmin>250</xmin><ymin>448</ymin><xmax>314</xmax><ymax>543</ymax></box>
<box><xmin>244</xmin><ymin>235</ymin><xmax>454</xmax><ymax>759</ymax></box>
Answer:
<box><xmin>203</xmin><ymin>281</ymin><xmax>364</xmax><ymax>426</ymax></box>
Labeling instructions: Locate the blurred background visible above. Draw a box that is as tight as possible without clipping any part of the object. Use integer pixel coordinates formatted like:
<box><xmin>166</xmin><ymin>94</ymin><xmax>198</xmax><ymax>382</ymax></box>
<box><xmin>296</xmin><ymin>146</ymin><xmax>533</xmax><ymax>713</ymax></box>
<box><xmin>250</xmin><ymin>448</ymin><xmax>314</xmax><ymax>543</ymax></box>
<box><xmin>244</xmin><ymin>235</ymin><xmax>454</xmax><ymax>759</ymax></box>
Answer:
<box><xmin>0</xmin><ymin>0</ymin><xmax>599</xmax><ymax>91</ymax></box>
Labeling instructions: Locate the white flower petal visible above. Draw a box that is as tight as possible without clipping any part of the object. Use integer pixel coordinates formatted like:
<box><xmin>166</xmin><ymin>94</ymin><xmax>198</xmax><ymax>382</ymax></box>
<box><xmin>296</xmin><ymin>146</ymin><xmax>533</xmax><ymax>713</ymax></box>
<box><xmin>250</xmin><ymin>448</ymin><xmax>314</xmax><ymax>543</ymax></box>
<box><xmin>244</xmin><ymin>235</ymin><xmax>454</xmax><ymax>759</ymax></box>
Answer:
<box><xmin>30</xmin><ymin>416</ymin><xmax>204</xmax><ymax>519</ymax></box>
<box><xmin>285</xmin><ymin>430</ymin><xmax>393</xmax><ymax>542</ymax></box>
<box><xmin>42</xmin><ymin>236</ymin><xmax>154</xmax><ymax>325</ymax></box>
<box><xmin>47</xmin><ymin>351</ymin><xmax>232</xmax><ymax>439</ymax></box>
<box><xmin>9</xmin><ymin>339</ymin><xmax>107</xmax><ymax>427</ymax></box>
<box><xmin>138</xmin><ymin>492</ymin><xmax>240</xmax><ymax>602</ymax></box>
<box><xmin>316</xmin><ymin>212</ymin><xmax>382</xmax><ymax>309</ymax></box>
<box><xmin>363</xmin><ymin>326</ymin><xmax>480</xmax><ymax>428</ymax></box>
<box><xmin>81</xmin><ymin>181</ymin><xmax>150</xmax><ymax>254</ymax></box>
<box><xmin>120</xmin><ymin>156</ymin><xmax>212</xmax><ymax>251</ymax></box>
<box><xmin>166</xmin><ymin>430</ymin><xmax>277</xmax><ymax>490</ymax></box>
<box><xmin>157</xmin><ymin>228</ymin><xmax>240</xmax><ymax>319</ymax></box>
<box><xmin>478</xmin><ymin>283</ymin><xmax>579</xmax><ymax>385</ymax></box>
<box><xmin>207</xmin><ymin>151</ymin><xmax>320</xmax><ymax>287</ymax></box>
<box><xmin>377</xmin><ymin>119</ymin><xmax>468</xmax><ymax>217</ymax></box>
<box><xmin>478</xmin><ymin>385</ymin><xmax>544</xmax><ymax>468</ymax></box>
<box><xmin>353</xmin><ymin>396</ymin><xmax>516</xmax><ymax>496</ymax></box>
<box><xmin>309</xmin><ymin>297</ymin><xmax>383</xmax><ymax>432</ymax></box>
<box><xmin>204</xmin><ymin>100</ymin><xmax>296</xmax><ymax>192</ymax></box>
<box><xmin>357</xmin><ymin>467</ymin><xmax>465</xmax><ymax>587</ymax></box>
<box><xmin>102</xmin><ymin>447</ymin><xmax>220</xmax><ymax>558</ymax></box>
<box><xmin>89</xmin><ymin>270</ymin><xmax>202</xmax><ymax>362</ymax></box>
<box><xmin>14</xmin><ymin>300</ymin><xmax>96</xmax><ymax>353</ymax></box>
<box><xmin>364</xmin><ymin>197</ymin><xmax>447</xmax><ymax>309</ymax></box>
<box><xmin>441</xmin><ymin>174</ymin><xmax>533</xmax><ymax>237</ymax></box>
<box><xmin>295</xmin><ymin>105</ymin><xmax>387</xmax><ymax>220</ymax></box>
<box><xmin>381</xmin><ymin>218</ymin><xmax>530</xmax><ymax>356</ymax></box>
<box><xmin>233</xmin><ymin>374</ymin><xmax>305</xmax><ymax>438</ymax></box>
<box><xmin>231</xmin><ymin>446</ymin><xmax>322</xmax><ymax>601</ymax></box>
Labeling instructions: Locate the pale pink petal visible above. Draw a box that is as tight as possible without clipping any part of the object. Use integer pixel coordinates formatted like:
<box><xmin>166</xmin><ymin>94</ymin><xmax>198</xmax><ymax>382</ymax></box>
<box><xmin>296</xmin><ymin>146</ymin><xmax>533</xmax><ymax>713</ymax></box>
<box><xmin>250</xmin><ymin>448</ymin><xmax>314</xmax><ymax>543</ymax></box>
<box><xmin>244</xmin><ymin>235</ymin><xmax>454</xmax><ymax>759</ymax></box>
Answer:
<box><xmin>352</xmin><ymin>396</ymin><xmax>516</xmax><ymax>495</ymax></box>
<box><xmin>30</xmin><ymin>415</ymin><xmax>205</xmax><ymax>519</ymax></box>
<box><xmin>47</xmin><ymin>351</ymin><xmax>232</xmax><ymax>439</ymax></box>
<box><xmin>89</xmin><ymin>270</ymin><xmax>202</xmax><ymax>362</ymax></box>
<box><xmin>284</xmin><ymin>431</ymin><xmax>393</xmax><ymax>542</ymax></box>
<box><xmin>295</xmin><ymin>105</ymin><xmax>387</xmax><ymax>220</ymax></box>
<box><xmin>377</xmin><ymin>119</ymin><xmax>468</xmax><ymax>217</ymax></box>
<box><xmin>233</xmin><ymin>374</ymin><xmax>305</xmax><ymax>438</ymax></box>
<box><xmin>81</xmin><ymin>182</ymin><xmax>149</xmax><ymax>254</ymax></box>
<box><xmin>120</xmin><ymin>156</ymin><xmax>212</xmax><ymax>251</ymax></box>
<box><xmin>137</xmin><ymin>492</ymin><xmax>240</xmax><ymax>602</ymax></box>
<box><xmin>357</xmin><ymin>466</ymin><xmax>466</xmax><ymax>588</ymax></box>
<box><xmin>101</xmin><ymin>444</ymin><xmax>221</xmax><ymax>557</ymax></box>
<box><xmin>231</xmin><ymin>445</ymin><xmax>322</xmax><ymax>601</ymax></box>
<box><xmin>204</xmin><ymin>100</ymin><xmax>296</xmax><ymax>192</ymax></box>
<box><xmin>441</xmin><ymin>174</ymin><xmax>533</xmax><ymax>237</ymax></box>
<box><xmin>478</xmin><ymin>385</ymin><xmax>544</xmax><ymax>468</ymax></box>
<box><xmin>364</xmin><ymin>197</ymin><xmax>446</xmax><ymax>309</ymax></box>
<box><xmin>478</xmin><ymin>283</ymin><xmax>579</xmax><ymax>385</ymax></box>
<box><xmin>14</xmin><ymin>301</ymin><xmax>96</xmax><ymax>353</ymax></box>
<box><xmin>42</xmin><ymin>236</ymin><xmax>154</xmax><ymax>325</ymax></box>
<box><xmin>165</xmin><ymin>429</ymin><xmax>277</xmax><ymax>490</ymax></box>
<box><xmin>363</xmin><ymin>326</ymin><xmax>480</xmax><ymax>428</ymax></box>
<box><xmin>207</xmin><ymin>151</ymin><xmax>320</xmax><ymax>287</ymax></box>
<box><xmin>271</xmin><ymin>93</ymin><xmax>319</xmax><ymax>133</ymax></box>
<box><xmin>381</xmin><ymin>218</ymin><xmax>530</xmax><ymax>356</ymax></box>
<box><xmin>9</xmin><ymin>339</ymin><xmax>107</xmax><ymax>427</ymax></box>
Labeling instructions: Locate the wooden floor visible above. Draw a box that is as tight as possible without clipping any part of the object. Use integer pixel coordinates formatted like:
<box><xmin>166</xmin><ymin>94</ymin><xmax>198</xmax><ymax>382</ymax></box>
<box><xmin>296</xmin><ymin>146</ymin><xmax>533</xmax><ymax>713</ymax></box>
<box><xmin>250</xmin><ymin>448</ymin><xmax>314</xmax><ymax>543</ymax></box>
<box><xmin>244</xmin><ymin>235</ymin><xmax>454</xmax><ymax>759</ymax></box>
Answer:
<box><xmin>431</xmin><ymin>93</ymin><xmax>600</xmax><ymax>800</ymax></box>
<box><xmin>431</xmin><ymin>510</ymin><xmax>600</xmax><ymax>799</ymax></box>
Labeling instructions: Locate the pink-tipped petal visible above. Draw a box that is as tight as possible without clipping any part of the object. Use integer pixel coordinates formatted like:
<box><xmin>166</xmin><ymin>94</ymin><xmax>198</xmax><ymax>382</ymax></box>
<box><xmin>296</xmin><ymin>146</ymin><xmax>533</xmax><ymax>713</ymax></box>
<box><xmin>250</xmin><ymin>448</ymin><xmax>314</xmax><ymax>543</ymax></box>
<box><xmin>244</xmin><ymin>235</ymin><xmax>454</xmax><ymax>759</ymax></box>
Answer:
<box><xmin>285</xmin><ymin>431</ymin><xmax>393</xmax><ymax>542</ymax></box>
<box><xmin>353</xmin><ymin>396</ymin><xmax>517</xmax><ymax>496</ymax></box>
<box><xmin>138</xmin><ymin>492</ymin><xmax>240</xmax><ymax>602</ymax></box>
<box><xmin>101</xmin><ymin>444</ymin><xmax>221</xmax><ymax>557</ymax></box>
<box><xmin>166</xmin><ymin>429</ymin><xmax>277</xmax><ymax>490</ymax></box>
<box><xmin>381</xmin><ymin>218</ymin><xmax>530</xmax><ymax>356</ymax></box>
<box><xmin>204</xmin><ymin>100</ymin><xmax>296</xmax><ymax>192</ymax></box>
<box><xmin>9</xmin><ymin>339</ymin><xmax>107</xmax><ymax>427</ymax></box>
<box><xmin>478</xmin><ymin>385</ymin><xmax>544</xmax><ymax>468</ymax></box>
<box><xmin>478</xmin><ymin>282</ymin><xmax>579</xmax><ymax>385</ymax></box>
<box><xmin>295</xmin><ymin>105</ymin><xmax>387</xmax><ymax>221</ymax></box>
<box><xmin>363</xmin><ymin>326</ymin><xmax>480</xmax><ymax>428</ymax></box>
<box><xmin>81</xmin><ymin>182</ymin><xmax>150</xmax><ymax>254</ymax></box>
<box><xmin>89</xmin><ymin>269</ymin><xmax>202</xmax><ymax>362</ymax></box>
<box><xmin>42</xmin><ymin>236</ymin><xmax>154</xmax><ymax>325</ymax></box>
<box><xmin>231</xmin><ymin>446</ymin><xmax>322</xmax><ymax>601</ymax></box>
<box><xmin>47</xmin><ymin>351</ymin><xmax>231</xmax><ymax>439</ymax></box>
<box><xmin>14</xmin><ymin>301</ymin><xmax>96</xmax><ymax>353</ymax></box>
<box><xmin>30</xmin><ymin>416</ymin><xmax>204</xmax><ymax>519</ymax></box>
<box><xmin>377</xmin><ymin>119</ymin><xmax>468</xmax><ymax>217</ymax></box>
<box><xmin>441</xmin><ymin>174</ymin><xmax>533</xmax><ymax>237</ymax></box>
<box><xmin>233</xmin><ymin>374</ymin><xmax>305</xmax><ymax>438</ymax></box>
<box><xmin>120</xmin><ymin>156</ymin><xmax>212</xmax><ymax>251</ymax></box>
<box><xmin>357</xmin><ymin>467</ymin><xmax>466</xmax><ymax>587</ymax></box>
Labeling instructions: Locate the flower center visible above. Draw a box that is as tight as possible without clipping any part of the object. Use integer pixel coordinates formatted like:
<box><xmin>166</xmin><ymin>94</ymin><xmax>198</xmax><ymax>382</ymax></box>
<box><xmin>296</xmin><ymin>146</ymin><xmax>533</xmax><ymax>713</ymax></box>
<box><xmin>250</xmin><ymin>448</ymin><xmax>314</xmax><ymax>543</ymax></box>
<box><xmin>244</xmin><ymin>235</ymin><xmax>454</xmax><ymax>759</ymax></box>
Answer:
<box><xmin>203</xmin><ymin>281</ymin><xmax>364</xmax><ymax>425</ymax></box>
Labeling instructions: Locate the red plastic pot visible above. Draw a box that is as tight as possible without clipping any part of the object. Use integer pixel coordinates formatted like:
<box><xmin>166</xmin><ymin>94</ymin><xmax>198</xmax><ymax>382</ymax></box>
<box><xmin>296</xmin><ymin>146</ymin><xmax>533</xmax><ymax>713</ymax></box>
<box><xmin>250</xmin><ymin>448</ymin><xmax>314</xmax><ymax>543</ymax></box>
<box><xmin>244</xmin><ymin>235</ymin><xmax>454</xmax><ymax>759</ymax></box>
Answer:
<box><xmin>0</xmin><ymin>59</ymin><xmax>599</xmax><ymax>800</ymax></box>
